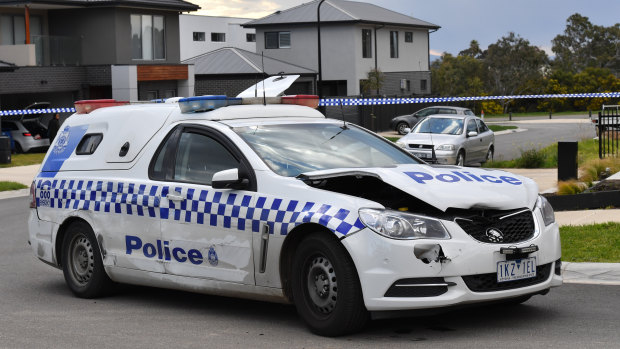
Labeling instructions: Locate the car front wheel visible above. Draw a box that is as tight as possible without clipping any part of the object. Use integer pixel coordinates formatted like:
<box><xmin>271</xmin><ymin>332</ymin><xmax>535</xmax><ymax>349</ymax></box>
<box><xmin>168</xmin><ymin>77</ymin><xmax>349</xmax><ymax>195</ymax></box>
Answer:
<box><xmin>456</xmin><ymin>151</ymin><xmax>465</xmax><ymax>166</ymax></box>
<box><xmin>291</xmin><ymin>234</ymin><xmax>368</xmax><ymax>336</ymax></box>
<box><xmin>396</xmin><ymin>122</ymin><xmax>409</xmax><ymax>135</ymax></box>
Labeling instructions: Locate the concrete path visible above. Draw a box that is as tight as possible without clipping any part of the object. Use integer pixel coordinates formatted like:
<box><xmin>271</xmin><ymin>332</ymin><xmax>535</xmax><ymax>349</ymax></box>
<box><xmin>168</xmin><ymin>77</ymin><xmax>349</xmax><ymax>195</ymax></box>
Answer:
<box><xmin>0</xmin><ymin>164</ymin><xmax>40</xmax><ymax>186</ymax></box>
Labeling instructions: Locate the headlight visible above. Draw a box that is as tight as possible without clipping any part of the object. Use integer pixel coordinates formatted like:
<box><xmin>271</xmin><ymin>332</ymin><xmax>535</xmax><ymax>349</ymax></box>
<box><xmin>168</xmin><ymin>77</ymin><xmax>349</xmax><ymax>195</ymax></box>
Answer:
<box><xmin>395</xmin><ymin>141</ymin><xmax>407</xmax><ymax>148</ymax></box>
<box><xmin>358</xmin><ymin>208</ymin><xmax>450</xmax><ymax>240</ymax></box>
<box><xmin>435</xmin><ymin>144</ymin><xmax>455</xmax><ymax>151</ymax></box>
<box><xmin>536</xmin><ymin>195</ymin><xmax>555</xmax><ymax>226</ymax></box>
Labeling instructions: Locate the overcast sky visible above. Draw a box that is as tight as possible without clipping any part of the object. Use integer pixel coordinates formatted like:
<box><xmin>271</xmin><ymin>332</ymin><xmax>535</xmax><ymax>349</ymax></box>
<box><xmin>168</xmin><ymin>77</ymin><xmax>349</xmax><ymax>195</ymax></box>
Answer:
<box><xmin>192</xmin><ymin>0</ymin><xmax>619</xmax><ymax>58</ymax></box>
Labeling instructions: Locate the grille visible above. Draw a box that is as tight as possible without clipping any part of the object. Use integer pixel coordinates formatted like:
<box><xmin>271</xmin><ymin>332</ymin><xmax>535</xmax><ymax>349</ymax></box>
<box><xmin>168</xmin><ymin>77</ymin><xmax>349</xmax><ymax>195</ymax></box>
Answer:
<box><xmin>384</xmin><ymin>277</ymin><xmax>449</xmax><ymax>297</ymax></box>
<box><xmin>408</xmin><ymin>144</ymin><xmax>434</xmax><ymax>149</ymax></box>
<box><xmin>455</xmin><ymin>209</ymin><xmax>535</xmax><ymax>244</ymax></box>
<box><xmin>462</xmin><ymin>263</ymin><xmax>552</xmax><ymax>292</ymax></box>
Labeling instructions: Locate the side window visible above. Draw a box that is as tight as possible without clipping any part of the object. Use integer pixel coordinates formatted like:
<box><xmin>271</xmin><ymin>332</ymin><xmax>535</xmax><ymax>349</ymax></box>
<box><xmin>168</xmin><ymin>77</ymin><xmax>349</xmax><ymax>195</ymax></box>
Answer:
<box><xmin>465</xmin><ymin>110</ymin><xmax>475</xmax><ymax>116</ymax></box>
<box><xmin>76</xmin><ymin>134</ymin><xmax>103</xmax><ymax>155</ymax></box>
<box><xmin>467</xmin><ymin>120</ymin><xmax>478</xmax><ymax>134</ymax></box>
<box><xmin>476</xmin><ymin>119</ymin><xmax>489</xmax><ymax>133</ymax></box>
<box><xmin>439</xmin><ymin>108</ymin><xmax>457</xmax><ymax>114</ymax></box>
<box><xmin>417</xmin><ymin>108</ymin><xmax>436</xmax><ymax>117</ymax></box>
<box><xmin>150</xmin><ymin>129</ymin><xmax>178</xmax><ymax>181</ymax></box>
<box><xmin>174</xmin><ymin>132</ymin><xmax>239</xmax><ymax>185</ymax></box>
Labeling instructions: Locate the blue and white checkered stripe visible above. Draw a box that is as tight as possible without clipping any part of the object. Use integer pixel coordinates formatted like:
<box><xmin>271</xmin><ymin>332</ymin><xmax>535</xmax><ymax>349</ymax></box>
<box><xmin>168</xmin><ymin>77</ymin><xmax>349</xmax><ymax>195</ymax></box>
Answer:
<box><xmin>319</xmin><ymin>92</ymin><xmax>620</xmax><ymax>106</ymax></box>
<box><xmin>35</xmin><ymin>179</ymin><xmax>365</xmax><ymax>236</ymax></box>
<box><xmin>2</xmin><ymin>91</ymin><xmax>618</xmax><ymax>115</ymax></box>
<box><xmin>0</xmin><ymin>108</ymin><xmax>75</xmax><ymax>116</ymax></box>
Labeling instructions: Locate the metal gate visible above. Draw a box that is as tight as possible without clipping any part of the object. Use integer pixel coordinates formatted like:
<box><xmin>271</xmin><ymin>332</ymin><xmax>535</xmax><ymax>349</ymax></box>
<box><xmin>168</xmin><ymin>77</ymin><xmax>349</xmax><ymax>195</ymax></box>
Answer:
<box><xmin>598</xmin><ymin>105</ymin><xmax>619</xmax><ymax>159</ymax></box>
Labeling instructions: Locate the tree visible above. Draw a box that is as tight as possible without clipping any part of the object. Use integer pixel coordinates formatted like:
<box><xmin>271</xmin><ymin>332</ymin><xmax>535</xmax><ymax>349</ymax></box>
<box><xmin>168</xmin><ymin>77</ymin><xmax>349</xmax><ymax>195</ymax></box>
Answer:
<box><xmin>459</xmin><ymin>40</ymin><xmax>483</xmax><ymax>59</ymax></box>
<box><xmin>552</xmin><ymin>14</ymin><xmax>620</xmax><ymax>74</ymax></box>
<box><xmin>360</xmin><ymin>68</ymin><xmax>384</xmax><ymax>96</ymax></box>
<box><xmin>485</xmin><ymin>32</ymin><xmax>549</xmax><ymax>112</ymax></box>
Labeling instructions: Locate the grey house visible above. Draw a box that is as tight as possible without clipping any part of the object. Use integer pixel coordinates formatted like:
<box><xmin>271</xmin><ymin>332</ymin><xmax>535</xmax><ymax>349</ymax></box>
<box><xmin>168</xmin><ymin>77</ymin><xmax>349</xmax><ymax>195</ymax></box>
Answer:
<box><xmin>182</xmin><ymin>47</ymin><xmax>316</xmax><ymax>97</ymax></box>
<box><xmin>243</xmin><ymin>0</ymin><xmax>440</xmax><ymax>97</ymax></box>
<box><xmin>0</xmin><ymin>0</ymin><xmax>198</xmax><ymax>110</ymax></box>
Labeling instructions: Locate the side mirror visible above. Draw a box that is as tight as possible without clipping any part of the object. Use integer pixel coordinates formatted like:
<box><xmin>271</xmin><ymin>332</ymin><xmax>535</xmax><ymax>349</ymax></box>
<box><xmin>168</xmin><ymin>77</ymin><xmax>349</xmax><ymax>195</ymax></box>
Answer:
<box><xmin>212</xmin><ymin>168</ymin><xmax>249</xmax><ymax>190</ymax></box>
<box><xmin>403</xmin><ymin>127</ymin><xmax>411</xmax><ymax>134</ymax></box>
<box><xmin>467</xmin><ymin>131</ymin><xmax>478</xmax><ymax>137</ymax></box>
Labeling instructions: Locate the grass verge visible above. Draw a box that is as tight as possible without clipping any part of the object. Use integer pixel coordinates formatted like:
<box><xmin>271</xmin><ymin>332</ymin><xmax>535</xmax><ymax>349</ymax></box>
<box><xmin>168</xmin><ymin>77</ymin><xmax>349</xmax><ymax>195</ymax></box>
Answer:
<box><xmin>488</xmin><ymin>125</ymin><xmax>517</xmax><ymax>132</ymax></box>
<box><xmin>485</xmin><ymin>111</ymin><xmax>589</xmax><ymax>118</ymax></box>
<box><xmin>560</xmin><ymin>222</ymin><xmax>620</xmax><ymax>263</ymax></box>
<box><xmin>0</xmin><ymin>181</ymin><xmax>28</xmax><ymax>192</ymax></box>
<box><xmin>484</xmin><ymin>138</ymin><xmax>599</xmax><ymax>169</ymax></box>
<box><xmin>0</xmin><ymin>153</ymin><xmax>46</xmax><ymax>168</ymax></box>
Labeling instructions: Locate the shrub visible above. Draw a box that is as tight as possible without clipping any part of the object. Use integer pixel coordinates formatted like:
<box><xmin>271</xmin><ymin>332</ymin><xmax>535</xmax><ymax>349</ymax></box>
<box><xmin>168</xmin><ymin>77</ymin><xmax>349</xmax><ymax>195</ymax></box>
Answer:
<box><xmin>579</xmin><ymin>157</ymin><xmax>620</xmax><ymax>185</ymax></box>
<box><xmin>557</xmin><ymin>180</ymin><xmax>588</xmax><ymax>195</ymax></box>
<box><xmin>514</xmin><ymin>147</ymin><xmax>546</xmax><ymax>168</ymax></box>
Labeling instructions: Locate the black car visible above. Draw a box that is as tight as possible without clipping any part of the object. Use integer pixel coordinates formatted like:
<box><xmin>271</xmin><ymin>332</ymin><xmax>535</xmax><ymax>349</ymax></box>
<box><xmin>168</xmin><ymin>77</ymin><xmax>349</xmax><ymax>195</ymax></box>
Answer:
<box><xmin>390</xmin><ymin>106</ymin><xmax>476</xmax><ymax>135</ymax></box>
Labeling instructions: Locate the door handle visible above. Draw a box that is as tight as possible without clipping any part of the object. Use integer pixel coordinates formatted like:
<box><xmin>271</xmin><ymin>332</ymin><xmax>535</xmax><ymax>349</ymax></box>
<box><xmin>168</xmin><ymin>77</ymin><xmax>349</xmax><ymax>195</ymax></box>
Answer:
<box><xmin>166</xmin><ymin>193</ymin><xmax>184</xmax><ymax>202</ymax></box>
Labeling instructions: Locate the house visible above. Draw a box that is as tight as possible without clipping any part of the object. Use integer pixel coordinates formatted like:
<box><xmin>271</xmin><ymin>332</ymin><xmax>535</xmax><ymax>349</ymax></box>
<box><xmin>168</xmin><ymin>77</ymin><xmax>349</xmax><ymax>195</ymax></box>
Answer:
<box><xmin>243</xmin><ymin>0</ymin><xmax>440</xmax><ymax>97</ymax></box>
<box><xmin>182</xmin><ymin>47</ymin><xmax>316</xmax><ymax>96</ymax></box>
<box><xmin>0</xmin><ymin>0</ymin><xmax>199</xmax><ymax>111</ymax></box>
<box><xmin>179</xmin><ymin>14</ymin><xmax>256</xmax><ymax>61</ymax></box>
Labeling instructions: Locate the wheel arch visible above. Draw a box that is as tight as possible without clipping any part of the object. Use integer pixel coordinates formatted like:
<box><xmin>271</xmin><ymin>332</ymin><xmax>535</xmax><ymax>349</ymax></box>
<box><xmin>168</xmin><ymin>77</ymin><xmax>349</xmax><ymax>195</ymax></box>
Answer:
<box><xmin>279</xmin><ymin>223</ymin><xmax>356</xmax><ymax>303</ymax></box>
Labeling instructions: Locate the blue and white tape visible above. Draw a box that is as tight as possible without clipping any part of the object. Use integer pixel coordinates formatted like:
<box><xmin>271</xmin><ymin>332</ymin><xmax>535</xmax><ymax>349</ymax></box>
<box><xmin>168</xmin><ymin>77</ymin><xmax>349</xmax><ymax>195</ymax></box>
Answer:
<box><xmin>1</xmin><ymin>92</ymin><xmax>618</xmax><ymax>115</ymax></box>
<box><xmin>0</xmin><ymin>108</ymin><xmax>75</xmax><ymax>116</ymax></box>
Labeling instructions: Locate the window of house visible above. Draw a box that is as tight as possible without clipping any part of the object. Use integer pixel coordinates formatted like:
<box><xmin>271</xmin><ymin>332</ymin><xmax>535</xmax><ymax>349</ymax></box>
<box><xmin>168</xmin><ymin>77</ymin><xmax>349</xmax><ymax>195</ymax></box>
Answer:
<box><xmin>131</xmin><ymin>14</ymin><xmax>165</xmax><ymax>60</ymax></box>
<box><xmin>246</xmin><ymin>33</ymin><xmax>256</xmax><ymax>42</ymax></box>
<box><xmin>406</xmin><ymin>80</ymin><xmax>411</xmax><ymax>92</ymax></box>
<box><xmin>193</xmin><ymin>32</ymin><xmax>205</xmax><ymax>41</ymax></box>
<box><xmin>0</xmin><ymin>14</ymin><xmax>42</xmax><ymax>45</ymax></box>
<box><xmin>420</xmin><ymin>79</ymin><xmax>427</xmax><ymax>91</ymax></box>
<box><xmin>265</xmin><ymin>31</ymin><xmax>290</xmax><ymax>49</ymax></box>
<box><xmin>405</xmin><ymin>32</ymin><xmax>413</xmax><ymax>43</ymax></box>
<box><xmin>362</xmin><ymin>29</ymin><xmax>372</xmax><ymax>58</ymax></box>
<box><xmin>390</xmin><ymin>31</ymin><xmax>398</xmax><ymax>58</ymax></box>
<box><xmin>211</xmin><ymin>32</ymin><xmax>225</xmax><ymax>42</ymax></box>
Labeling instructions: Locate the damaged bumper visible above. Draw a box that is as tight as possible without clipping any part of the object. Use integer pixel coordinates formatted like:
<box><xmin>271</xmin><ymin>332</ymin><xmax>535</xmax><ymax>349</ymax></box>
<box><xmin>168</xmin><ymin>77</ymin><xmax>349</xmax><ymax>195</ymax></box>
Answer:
<box><xmin>341</xmin><ymin>209</ymin><xmax>562</xmax><ymax>312</ymax></box>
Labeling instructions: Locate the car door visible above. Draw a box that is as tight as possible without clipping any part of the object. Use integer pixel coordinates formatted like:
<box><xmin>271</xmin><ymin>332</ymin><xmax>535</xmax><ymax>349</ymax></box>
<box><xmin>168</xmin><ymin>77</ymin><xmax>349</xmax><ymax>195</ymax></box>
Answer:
<box><xmin>464</xmin><ymin>118</ymin><xmax>483</xmax><ymax>162</ymax></box>
<box><xmin>475</xmin><ymin>119</ymin><xmax>493</xmax><ymax>156</ymax></box>
<box><xmin>154</xmin><ymin>125</ymin><xmax>257</xmax><ymax>284</ymax></box>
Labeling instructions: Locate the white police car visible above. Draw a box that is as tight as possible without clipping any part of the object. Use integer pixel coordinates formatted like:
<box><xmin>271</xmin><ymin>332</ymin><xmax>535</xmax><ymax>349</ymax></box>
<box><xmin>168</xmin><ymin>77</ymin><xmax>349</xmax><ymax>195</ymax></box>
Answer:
<box><xmin>28</xmin><ymin>77</ymin><xmax>561</xmax><ymax>336</ymax></box>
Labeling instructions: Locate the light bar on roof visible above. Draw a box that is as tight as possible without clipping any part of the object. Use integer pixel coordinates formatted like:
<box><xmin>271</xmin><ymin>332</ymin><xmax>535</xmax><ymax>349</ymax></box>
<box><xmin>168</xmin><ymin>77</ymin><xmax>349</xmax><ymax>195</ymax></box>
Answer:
<box><xmin>74</xmin><ymin>99</ymin><xmax>129</xmax><ymax>114</ymax></box>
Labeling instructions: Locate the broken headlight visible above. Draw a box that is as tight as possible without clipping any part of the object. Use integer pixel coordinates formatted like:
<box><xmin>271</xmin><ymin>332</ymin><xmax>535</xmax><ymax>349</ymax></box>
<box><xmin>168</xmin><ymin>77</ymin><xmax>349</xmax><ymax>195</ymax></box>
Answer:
<box><xmin>358</xmin><ymin>208</ymin><xmax>450</xmax><ymax>240</ymax></box>
<box><xmin>536</xmin><ymin>195</ymin><xmax>555</xmax><ymax>226</ymax></box>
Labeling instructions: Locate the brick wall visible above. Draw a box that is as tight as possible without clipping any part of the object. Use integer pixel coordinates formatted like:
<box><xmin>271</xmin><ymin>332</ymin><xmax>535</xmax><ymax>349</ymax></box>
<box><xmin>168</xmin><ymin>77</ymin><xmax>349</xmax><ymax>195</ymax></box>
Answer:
<box><xmin>195</xmin><ymin>76</ymin><xmax>259</xmax><ymax>97</ymax></box>
<box><xmin>0</xmin><ymin>66</ymin><xmax>86</xmax><ymax>95</ymax></box>
<box><xmin>381</xmin><ymin>71</ymin><xmax>431</xmax><ymax>96</ymax></box>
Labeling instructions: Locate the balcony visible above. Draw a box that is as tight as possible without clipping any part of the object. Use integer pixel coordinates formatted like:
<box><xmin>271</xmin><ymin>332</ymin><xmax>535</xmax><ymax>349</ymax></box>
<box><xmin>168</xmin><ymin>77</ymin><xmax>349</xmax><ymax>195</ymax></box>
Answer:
<box><xmin>0</xmin><ymin>35</ymin><xmax>81</xmax><ymax>67</ymax></box>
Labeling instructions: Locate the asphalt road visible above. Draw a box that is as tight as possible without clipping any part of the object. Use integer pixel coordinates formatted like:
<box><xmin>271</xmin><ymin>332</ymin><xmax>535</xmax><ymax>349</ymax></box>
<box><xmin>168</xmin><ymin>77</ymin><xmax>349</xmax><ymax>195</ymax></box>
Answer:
<box><xmin>2</xmin><ymin>196</ymin><xmax>619</xmax><ymax>348</ymax></box>
<box><xmin>490</xmin><ymin>116</ymin><xmax>597</xmax><ymax>161</ymax></box>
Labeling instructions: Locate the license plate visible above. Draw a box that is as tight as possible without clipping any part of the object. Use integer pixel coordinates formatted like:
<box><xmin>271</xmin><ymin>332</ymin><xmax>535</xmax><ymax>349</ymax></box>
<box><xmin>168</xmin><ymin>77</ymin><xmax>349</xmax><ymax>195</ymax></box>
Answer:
<box><xmin>414</xmin><ymin>152</ymin><xmax>428</xmax><ymax>159</ymax></box>
<box><xmin>497</xmin><ymin>257</ymin><xmax>536</xmax><ymax>283</ymax></box>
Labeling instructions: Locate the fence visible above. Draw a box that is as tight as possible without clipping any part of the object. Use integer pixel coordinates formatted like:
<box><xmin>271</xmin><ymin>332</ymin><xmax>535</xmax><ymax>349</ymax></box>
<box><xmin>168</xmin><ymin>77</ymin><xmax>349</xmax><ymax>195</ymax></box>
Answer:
<box><xmin>598</xmin><ymin>105</ymin><xmax>619</xmax><ymax>159</ymax></box>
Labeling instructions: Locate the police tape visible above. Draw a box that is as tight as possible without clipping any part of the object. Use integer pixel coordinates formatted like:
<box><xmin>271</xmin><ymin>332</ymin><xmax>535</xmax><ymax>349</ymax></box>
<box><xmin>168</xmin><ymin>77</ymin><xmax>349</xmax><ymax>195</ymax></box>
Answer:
<box><xmin>319</xmin><ymin>92</ymin><xmax>620</xmax><ymax>106</ymax></box>
<box><xmin>0</xmin><ymin>92</ymin><xmax>619</xmax><ymax>116</ymax></box>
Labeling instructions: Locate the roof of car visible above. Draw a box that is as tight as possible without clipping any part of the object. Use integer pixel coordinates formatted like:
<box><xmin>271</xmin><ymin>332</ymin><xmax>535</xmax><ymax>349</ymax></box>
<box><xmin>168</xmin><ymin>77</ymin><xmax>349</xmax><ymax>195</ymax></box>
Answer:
<box><xmin>421</xmin><ymin>106</ymin><xmax>471</xmax><ymax>111</ymax></box>
<box><xmin>423</xmin><ymin>114</ymin><xmax>479</xmax><ymax>119</ymax></box>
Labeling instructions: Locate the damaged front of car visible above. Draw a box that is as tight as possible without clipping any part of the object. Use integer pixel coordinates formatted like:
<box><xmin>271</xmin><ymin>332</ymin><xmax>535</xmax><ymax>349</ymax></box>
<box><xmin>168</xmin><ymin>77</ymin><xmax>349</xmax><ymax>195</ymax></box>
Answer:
<box><xmin>302</xmin><ymin>164</ymin><xmax>562</xmax><ymax>316</ymax></box>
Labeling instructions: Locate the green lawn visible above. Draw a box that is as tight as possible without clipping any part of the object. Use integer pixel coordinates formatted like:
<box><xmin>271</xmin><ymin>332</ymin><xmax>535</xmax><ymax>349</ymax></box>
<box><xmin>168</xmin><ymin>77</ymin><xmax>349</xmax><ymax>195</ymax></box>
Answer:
<box><xmin>484</xmin><ymin>138</ymin><xmax>599</xmax><ymax>169</ymax></box>
<box><xmin>560</xmin><ymin>222</ymin><xmax>620</xmax><ymax>263</ymax></box>
<box><xmin>0</xmin><ymin>181</ymin><xmax>28</xmax><ymax>192</ymax></box>
<box><xmin>0</xmin><ymin>153</ymin><xmax>46</xmax><ymax>168</ymax></box>
<box><xmin>488</xmin><ymin>125</ymin><xmax>518</xmax><ymax>132</ymax></box>
<box><xmin>485</xmin><ymin>110</ymin><xmax>590</xmax><ymax>118</ymax></box>
<box><xmin>384</xmin><ymin>136</ymin><xmax>401</xmax><ymax>142</ymax></box>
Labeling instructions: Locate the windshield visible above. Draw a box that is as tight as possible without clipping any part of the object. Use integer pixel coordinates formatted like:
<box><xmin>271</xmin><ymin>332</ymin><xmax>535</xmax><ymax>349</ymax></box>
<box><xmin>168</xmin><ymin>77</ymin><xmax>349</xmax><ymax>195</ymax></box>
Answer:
<box><xmin>412</xmin><ymin>117</ymin><xmax>463</xmax><ymax>135</ymax></box>
<box><xmin>234</xmin><ymin>123</ymin><xmax>419</xmax><ymax>177</ymax></box>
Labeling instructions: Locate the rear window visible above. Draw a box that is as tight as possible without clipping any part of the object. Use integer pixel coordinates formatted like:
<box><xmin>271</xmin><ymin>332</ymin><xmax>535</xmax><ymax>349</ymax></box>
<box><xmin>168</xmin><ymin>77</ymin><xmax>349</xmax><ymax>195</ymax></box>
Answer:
<box><xmin>1</xmin><ymin>121</ymin><xmax>18</xmax><ymax>131</ymax></box>
<box><xmin>464</xmin><ymin>110</ymin><xmax>475</xmax><ymax>116</ymax></box>
<box><xmin>76</xmin><ymin>134</ymin><xmax>103</xmax><ymax>155</ymax></box>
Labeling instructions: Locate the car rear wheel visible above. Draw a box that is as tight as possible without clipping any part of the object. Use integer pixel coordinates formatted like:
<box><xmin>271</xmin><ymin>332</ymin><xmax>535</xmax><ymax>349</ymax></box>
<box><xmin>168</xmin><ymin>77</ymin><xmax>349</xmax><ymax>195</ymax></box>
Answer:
<box><xmin>291</xmin><ymin>234</ymin><xmax>368</xmax><ymax>336</ymax></box>
<box><xmin>484</xmin><ymin>147</ymin><xmax>494</xmax><ymax>163</ymax></box>
<box><xmin>62</xmin><ymin>221</ymin><xmax>113</xmax><ymax>298</ymax></box>
<box><xmin>14</xmin><ymin>142</ymin><xmax>23</xmax><ymax>154</ymax></box>
<box><xmin>396</xmin><ymin>122</ymin><xmax>409</xmax><ymax>135</ymax></box>
<box><xmin>456</xmin><ymin>151</ymin><xmax>465</xmax><ymax>166</ymax></box>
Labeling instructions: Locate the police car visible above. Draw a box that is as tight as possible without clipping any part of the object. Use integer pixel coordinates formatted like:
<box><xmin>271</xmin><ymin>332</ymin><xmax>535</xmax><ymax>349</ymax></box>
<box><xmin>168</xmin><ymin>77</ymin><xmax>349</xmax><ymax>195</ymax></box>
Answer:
<box><xmin>28</xmin><ymin>76</ymin><xmax>561</xmax><ymax>336</ymax></box>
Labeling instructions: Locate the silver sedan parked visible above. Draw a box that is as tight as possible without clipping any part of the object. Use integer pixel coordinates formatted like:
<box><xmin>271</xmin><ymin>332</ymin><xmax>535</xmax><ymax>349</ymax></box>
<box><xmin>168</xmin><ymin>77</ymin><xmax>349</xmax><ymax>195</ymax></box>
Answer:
<box><xmin>396</xmin><ymin>114</ymin><xmax>494</xmax><ymax>166</ymax></box>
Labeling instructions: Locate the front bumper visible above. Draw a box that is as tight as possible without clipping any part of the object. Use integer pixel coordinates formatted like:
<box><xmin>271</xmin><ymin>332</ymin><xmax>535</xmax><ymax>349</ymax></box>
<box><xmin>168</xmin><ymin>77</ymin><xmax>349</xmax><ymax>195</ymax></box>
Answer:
<box><xmin>404</xmin><ymin>148</ymin><xmax>457</xmax><ymax>165</ymax></box>
<box><xmin>341</xmin><ymin>210</ymin><xmax>562</xmax><ymax>311</ymax></box>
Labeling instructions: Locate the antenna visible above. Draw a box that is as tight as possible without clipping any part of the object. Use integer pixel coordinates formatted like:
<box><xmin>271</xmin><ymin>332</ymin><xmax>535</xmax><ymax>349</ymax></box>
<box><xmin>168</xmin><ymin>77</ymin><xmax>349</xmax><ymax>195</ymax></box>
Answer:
<box><xmin>261</xmin><ymin>52</ymin><xmax>266</xmax><ymax>106</ymax></box>
<box><xmin>339</xmin><ymin>99</ymin><xmax>348</xmax><ymax>130</ymax></box>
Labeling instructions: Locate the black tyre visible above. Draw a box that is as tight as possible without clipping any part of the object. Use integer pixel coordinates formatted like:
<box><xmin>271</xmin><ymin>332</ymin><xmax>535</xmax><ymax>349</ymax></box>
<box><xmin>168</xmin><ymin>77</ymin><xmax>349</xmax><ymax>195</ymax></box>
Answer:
<box><xmin>61</xmin><ymin>221</ymin><xmax>113</xmax><ymax>298</ymax></box>
<box><xmin>456</xmin><ymin>151</ymin><xmax>465</xmax><ymax>166</ymax></box>
<box><xmin>483</xmin><ymin>147</ymin><xmax>494</xmax><ymax>163</ymax></box>
<box><xmin>291</xmin><ymin>234</ymin><xmax>368</xmax><ymax>336</ymax></box>
<box><xmin>14</xmin><ymin>142</ymin><xmax>23</xmax><ymax>154</ymax></box>
<box><xmin>396</xmin><ymin>122</ymin><xmax>409</xmax><ymax>135</ymax></box>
